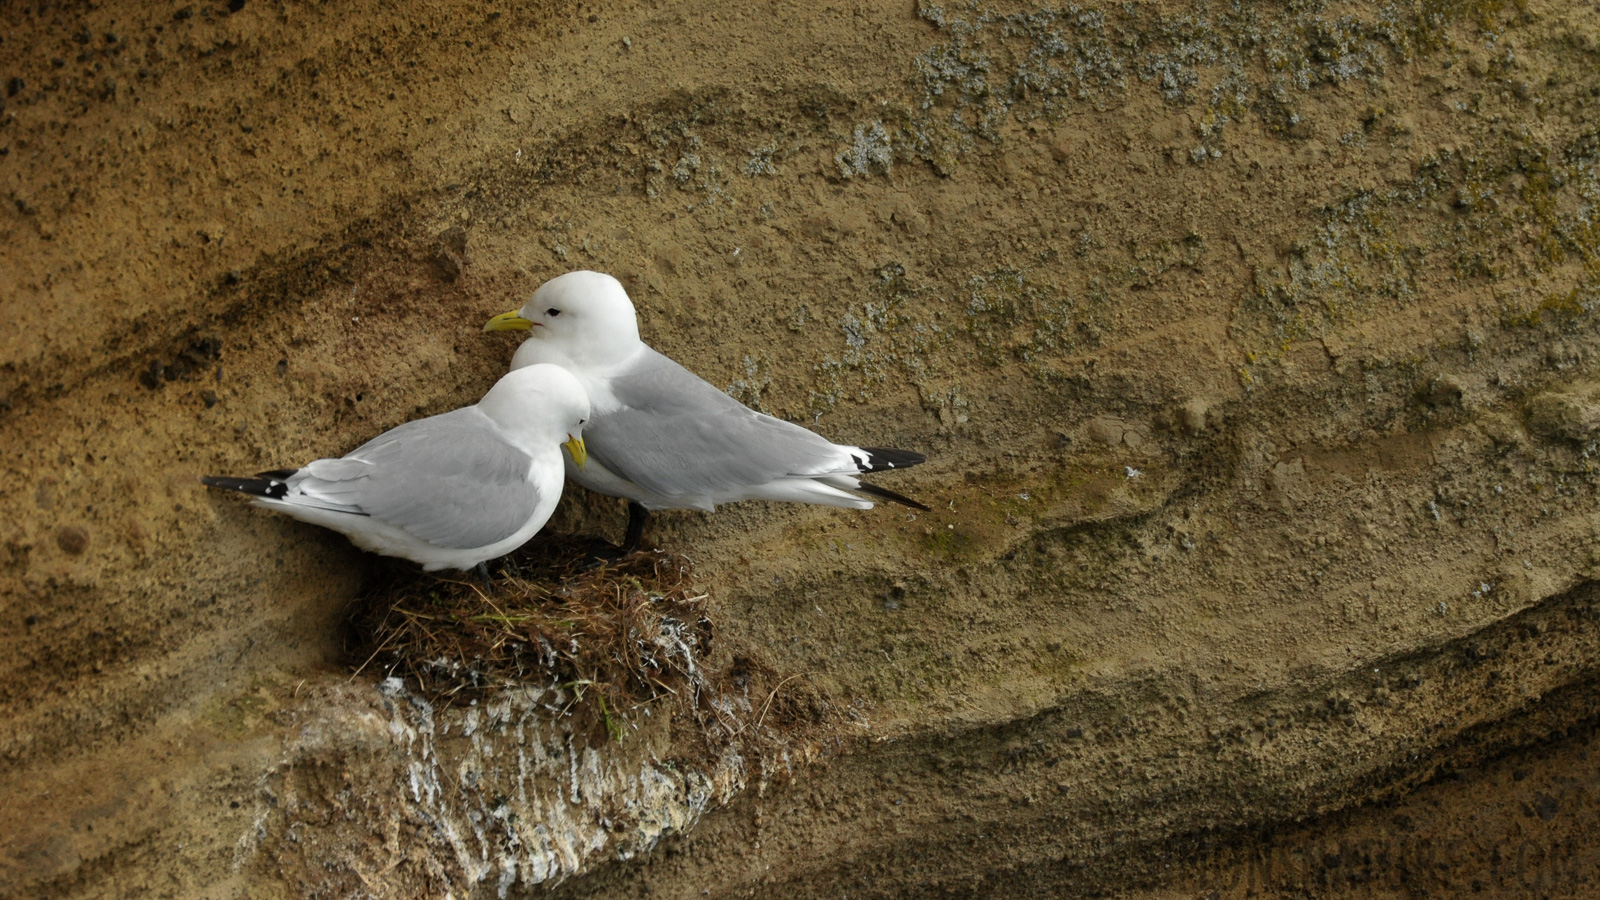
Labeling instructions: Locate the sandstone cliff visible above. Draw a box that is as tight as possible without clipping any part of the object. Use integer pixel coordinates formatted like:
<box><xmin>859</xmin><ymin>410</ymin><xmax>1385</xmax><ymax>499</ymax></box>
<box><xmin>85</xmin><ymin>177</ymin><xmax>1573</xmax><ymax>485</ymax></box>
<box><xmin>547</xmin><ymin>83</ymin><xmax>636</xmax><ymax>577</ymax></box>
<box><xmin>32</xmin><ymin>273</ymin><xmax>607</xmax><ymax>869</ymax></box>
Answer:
<box><xmin>3</xmin><ymin>1</ymin><xmax>1599</xmax><ymax>896</ymax></box>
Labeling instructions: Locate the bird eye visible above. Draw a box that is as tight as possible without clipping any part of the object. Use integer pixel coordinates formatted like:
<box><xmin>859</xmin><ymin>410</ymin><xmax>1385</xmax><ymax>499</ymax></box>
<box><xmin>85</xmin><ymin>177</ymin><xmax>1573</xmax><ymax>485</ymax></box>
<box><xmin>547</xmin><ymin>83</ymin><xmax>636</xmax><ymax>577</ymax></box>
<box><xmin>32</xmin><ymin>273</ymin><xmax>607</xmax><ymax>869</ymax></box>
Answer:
<box><xmin>546</xmin><ymin>308</ymin><xmax>561</xmax><ymax>317</ymax></box>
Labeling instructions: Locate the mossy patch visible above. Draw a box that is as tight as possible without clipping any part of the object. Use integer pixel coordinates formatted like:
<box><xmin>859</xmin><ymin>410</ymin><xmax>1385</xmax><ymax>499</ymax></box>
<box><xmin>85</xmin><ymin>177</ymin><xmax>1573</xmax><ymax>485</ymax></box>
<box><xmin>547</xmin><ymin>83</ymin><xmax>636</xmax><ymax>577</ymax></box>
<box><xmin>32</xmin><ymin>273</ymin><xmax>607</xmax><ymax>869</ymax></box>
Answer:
<box><xmin>1240</xmin><ymin>125</ymin><xmax>1600</xmax><ymax>387</ymax></box>
<box><xmin>199</xmin><ymin>682</ymin><xmax>281</xmax><ymax>739</ymax></box>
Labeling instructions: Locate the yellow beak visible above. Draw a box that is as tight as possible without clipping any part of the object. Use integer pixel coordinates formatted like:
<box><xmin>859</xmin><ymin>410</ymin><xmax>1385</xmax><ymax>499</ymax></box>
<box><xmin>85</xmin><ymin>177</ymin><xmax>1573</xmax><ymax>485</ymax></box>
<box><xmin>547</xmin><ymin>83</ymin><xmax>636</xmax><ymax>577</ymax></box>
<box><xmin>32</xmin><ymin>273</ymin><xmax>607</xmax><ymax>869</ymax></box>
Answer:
<box><xmin>484</xmin><ymin>309</ymin><xmax>534</xmax><ymax>332</ymax></box>
<box><xmin>563</xmin><ymin>435</ymin><xmax>588</xmax><ymax>468</ymax></box>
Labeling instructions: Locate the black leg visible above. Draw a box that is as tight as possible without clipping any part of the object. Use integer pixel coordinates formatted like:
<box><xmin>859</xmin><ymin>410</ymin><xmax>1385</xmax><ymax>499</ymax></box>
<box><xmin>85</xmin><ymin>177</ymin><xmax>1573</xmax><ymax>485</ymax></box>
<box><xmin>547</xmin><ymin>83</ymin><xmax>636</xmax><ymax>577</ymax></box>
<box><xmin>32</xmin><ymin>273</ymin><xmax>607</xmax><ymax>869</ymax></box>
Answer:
<box><xmin>622</xmin><ymin>501</ymin><xmax>650</xmax><ymax>554</ymax></box>
<box><xmin>476</xmin><ymin>560</ymin><xmax>492</xmax><ymax>591</ymax></box>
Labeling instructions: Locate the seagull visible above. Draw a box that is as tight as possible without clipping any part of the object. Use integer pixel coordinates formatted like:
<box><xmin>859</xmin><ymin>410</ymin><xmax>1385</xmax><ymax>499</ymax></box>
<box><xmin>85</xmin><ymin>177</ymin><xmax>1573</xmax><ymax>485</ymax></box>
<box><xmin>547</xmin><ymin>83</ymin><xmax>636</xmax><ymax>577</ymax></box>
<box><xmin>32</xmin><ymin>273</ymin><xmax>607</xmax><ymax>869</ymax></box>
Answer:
<box><xmin>484</xmin><ymin>270</ymin><xmax>928</xmax><ymax>552</ymax></box>
<box><xmin>202</xmin><ymin>363</ymin><xmax>590</xmax><ymax>575</ymax></box>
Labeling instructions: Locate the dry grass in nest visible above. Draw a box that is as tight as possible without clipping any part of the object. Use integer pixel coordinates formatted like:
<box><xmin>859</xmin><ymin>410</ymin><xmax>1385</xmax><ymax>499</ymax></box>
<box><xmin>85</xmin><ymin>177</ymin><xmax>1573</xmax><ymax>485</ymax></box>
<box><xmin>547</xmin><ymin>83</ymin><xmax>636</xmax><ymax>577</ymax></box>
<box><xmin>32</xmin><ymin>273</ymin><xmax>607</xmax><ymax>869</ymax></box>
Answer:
<box><xmin>346</xmin><ymin>534</ymin><xmax>848</xmax><ymax>773</ymax></box>
<box><xmin>347</xmin><ymin>536</ymin><xmax>711</xmax><ymax>742</ymax></box>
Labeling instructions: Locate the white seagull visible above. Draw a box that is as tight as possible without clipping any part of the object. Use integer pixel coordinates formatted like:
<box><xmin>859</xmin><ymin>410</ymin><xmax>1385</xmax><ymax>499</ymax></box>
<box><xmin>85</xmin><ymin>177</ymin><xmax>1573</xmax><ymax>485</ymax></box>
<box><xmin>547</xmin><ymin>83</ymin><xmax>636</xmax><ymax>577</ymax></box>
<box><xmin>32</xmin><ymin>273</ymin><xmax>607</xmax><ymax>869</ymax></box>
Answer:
<box><xmin>202</xmin><ymin>363</ymin><xmax>590</xmax><ymax>574</ymax></box>
<box><xmin>484</xmin><ymin>270</ymin><xmax>927</xmax><ymax>551</ymax></box>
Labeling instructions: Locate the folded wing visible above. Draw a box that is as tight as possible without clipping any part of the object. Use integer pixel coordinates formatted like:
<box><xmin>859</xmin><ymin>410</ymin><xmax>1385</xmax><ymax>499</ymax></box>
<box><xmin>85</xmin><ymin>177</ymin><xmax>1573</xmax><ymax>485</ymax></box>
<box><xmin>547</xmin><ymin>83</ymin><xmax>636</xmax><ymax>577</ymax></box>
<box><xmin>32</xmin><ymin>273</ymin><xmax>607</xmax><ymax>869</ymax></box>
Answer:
<box><xmin>294</xmin><ymin>409</ymin><xmax>541</xmax><ymax>550</ymax></box>
<box><xmin>591</xmin><ymin>348</ymin><xmax>860</xmax><ymax>498</ymax></box>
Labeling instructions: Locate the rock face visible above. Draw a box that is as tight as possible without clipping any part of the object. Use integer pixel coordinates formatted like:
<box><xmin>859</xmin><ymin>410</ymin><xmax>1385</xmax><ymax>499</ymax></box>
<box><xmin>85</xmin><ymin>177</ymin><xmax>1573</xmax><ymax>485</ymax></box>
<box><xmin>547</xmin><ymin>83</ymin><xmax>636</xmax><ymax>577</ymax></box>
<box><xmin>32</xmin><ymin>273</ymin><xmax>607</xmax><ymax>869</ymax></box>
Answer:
<box><xmin>4</xmin><ymin>1</ymin><xmax>1600</xmax><ymax>897</ymax></box>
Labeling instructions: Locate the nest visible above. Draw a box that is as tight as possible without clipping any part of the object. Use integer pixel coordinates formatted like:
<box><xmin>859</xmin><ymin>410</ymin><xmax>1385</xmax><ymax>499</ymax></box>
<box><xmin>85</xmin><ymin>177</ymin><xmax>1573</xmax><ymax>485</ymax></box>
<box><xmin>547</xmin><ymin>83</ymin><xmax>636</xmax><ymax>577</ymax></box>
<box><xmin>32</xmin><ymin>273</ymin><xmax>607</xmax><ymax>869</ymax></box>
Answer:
<box><xmin>347</xmin><ymin>536</ymin><xmax>712</xmax><ymax>741</ymax></box>
<box><xmin>346</xmin><ymin>535</ymin><xmax>846</xmax><ymax>771</ymax></box>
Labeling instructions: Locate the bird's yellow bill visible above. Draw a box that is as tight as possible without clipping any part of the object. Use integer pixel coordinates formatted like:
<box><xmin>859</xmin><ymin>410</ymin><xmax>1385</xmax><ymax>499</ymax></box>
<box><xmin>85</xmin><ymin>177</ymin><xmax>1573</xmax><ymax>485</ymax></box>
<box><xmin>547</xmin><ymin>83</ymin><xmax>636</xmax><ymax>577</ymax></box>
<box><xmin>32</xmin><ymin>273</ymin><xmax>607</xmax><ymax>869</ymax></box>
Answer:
<box><xmin>563</xmin><ymin>435</ymin><xmax>588</xmax><ymax>468</ymax></box>
<box><xmin>484</xmin><ymin>309</ymin><xmax>534</xmax><ymax>332</ymax></box>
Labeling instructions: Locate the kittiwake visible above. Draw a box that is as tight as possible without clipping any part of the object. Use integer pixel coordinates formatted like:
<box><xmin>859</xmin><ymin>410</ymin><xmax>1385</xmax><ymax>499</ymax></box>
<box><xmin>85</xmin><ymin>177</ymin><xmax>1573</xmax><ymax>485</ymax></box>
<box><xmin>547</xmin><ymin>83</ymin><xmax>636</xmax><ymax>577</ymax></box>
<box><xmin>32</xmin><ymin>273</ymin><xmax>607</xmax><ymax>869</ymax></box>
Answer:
<box><xmin>202</xmin><ymin>363</ymin><xmax>591</xmax><ymax>572</ymax></box>
<box><xmin>484</xmin><ymin>270</ymin><xmax>928</xmax><ymax>551</ymax></box>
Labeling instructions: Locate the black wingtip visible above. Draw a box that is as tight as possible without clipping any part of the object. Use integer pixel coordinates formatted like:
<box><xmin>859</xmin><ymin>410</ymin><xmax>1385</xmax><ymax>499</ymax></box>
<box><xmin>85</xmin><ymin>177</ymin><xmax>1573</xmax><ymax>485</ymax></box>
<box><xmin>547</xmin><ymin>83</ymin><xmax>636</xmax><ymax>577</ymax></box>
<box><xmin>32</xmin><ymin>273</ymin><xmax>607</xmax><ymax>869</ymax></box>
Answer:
<box><xmin>255</xmin><ymin>468</ymin><xmax>299</xmax><ymax>480</ymax></box>
<box><xmin>854</xmin><ymin>481</ymin><xmax>932</xmax><ymax>511</ymax></box>
<box><xmin>857</xmin><ymin>447</ymin><xmax>927</xmax><ymax>473</ymax></box>
<box><xmin>202</xmin><ymin>474</ymin><xmax>290</xmax><ymax>499</ymax></box>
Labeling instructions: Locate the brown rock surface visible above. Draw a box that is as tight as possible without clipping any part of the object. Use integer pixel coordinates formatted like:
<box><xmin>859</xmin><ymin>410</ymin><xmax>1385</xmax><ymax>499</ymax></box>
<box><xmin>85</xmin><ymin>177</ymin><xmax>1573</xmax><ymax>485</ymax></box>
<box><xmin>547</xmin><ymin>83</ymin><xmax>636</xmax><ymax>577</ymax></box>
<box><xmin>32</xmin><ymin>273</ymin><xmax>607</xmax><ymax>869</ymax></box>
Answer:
<box><xmin>4</xmin><ymin>0</ymin><xmax>1600</xmax><ymax>897</ymax></box>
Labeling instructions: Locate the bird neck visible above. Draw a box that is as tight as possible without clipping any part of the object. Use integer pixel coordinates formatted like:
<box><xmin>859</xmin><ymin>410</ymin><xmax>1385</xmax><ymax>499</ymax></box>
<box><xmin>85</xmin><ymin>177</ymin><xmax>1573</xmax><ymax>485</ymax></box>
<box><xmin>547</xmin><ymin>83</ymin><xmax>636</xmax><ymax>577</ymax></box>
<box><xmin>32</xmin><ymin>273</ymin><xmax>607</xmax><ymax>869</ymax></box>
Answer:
<box><xmin>513</xmin><ymin>331</ymin><xmax>644</xmax><ymax>373</ymax></box>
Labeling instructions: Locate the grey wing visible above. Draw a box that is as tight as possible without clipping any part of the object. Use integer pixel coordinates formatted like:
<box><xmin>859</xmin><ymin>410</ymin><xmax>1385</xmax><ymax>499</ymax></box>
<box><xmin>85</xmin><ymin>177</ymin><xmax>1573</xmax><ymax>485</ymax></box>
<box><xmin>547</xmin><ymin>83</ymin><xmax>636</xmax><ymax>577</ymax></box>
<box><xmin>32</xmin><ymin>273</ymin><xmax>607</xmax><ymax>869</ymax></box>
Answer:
<box><xmin>589</xmin><ymin>348</ymin><xmax>850</xmax><ymax>497</ymax></box>
<box><xmin>302</xmin><ymin>409</ymin><xmax>542</xmax><ymax>549</ymax></box>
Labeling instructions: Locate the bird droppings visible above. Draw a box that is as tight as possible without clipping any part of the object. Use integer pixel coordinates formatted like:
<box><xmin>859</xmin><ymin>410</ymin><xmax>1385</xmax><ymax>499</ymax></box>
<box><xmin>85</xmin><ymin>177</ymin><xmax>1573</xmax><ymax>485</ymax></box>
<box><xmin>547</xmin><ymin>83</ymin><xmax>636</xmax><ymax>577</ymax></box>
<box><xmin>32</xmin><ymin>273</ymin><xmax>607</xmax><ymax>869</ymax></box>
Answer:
<box><xmin>270</xmin><ymin>538</ymin><xmax>845</xmax><ymax>895</ymax></box>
